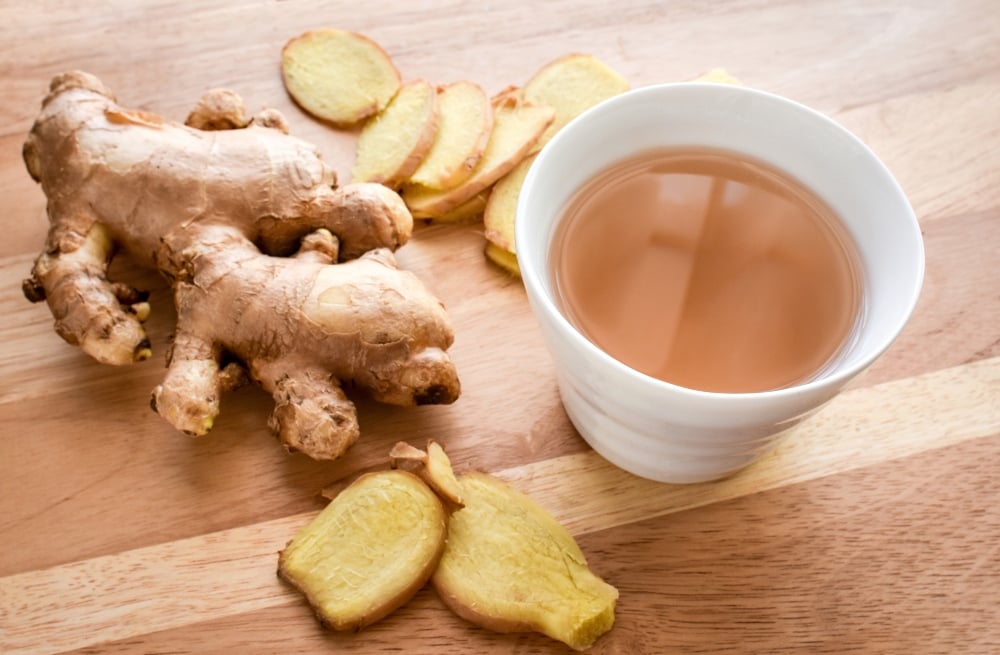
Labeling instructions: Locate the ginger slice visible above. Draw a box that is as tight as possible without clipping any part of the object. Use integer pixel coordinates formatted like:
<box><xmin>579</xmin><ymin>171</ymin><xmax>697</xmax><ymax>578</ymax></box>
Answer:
<box><xmin>390</xmin><ymin>440</ymin><xmax>464</xmax><ymax>506</ymax></box>
<box><xmin>435</xmin><ymin>190</ymin><xmax>489</xmax><ymax>224</ymax></box>
<box><xmin>424</xmin><ymin>441</ymin><xmax>464</xmax><ymax>505</ymax></box>
<box><xmin>278</xmin><ymin>470</ymin><xmax>447</xmax><ymax>630</ymax></box>
<box><xmin>407</xmin><ymin>81</ymin><xmax>493</xmax><ymax>191</ymax></box>
<box><xmin>483</xmin><ymin>152</ymin><xmax>535</xmax><ymax>255</ymax></box>
<box><xmin>433</xmin><ymin>472</ymin><xmax>619</xmax><ymax>650</ymax></box>
<box><xmin>388</xmin><ymin>440</ymin><xmax>427</xmax><ymax>463</ymax></box>
<box><xmin>523</xmin><ymin>53</ymin><xmax>629</xmax><ymax>151</ymax></box>
<box><xmin>484</xmin><ymin>240</ymin><xmax>521</xmax><ymax>276</ymax></box>
<box><xmin>351</xmin><ymin>78</ymin><xmax>439</xmax><ymax>187</ymax></box>
<box><xmin>282</xmin><ymin>28</ymin><xmax>401</xmax><ymax>126</ymax></box>
<box><xmin>401</xmin><ymin>91</ymin><xmax>553</xmax><ymax>219</ymax></box>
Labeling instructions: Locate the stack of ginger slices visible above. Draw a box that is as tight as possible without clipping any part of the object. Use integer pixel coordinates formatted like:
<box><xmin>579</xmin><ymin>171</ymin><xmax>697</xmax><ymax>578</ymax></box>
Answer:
<box><xmin>281</xmin><ymin>28</ymin><xmax>631</xmax><ymax>275</ymax></box>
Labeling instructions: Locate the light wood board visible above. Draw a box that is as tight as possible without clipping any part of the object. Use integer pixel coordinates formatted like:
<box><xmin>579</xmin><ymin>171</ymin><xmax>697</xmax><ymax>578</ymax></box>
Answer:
<box><xmin>1</xmin><ymin>1</ymin><xmax>998</xmax><ymax>653</ymax></box>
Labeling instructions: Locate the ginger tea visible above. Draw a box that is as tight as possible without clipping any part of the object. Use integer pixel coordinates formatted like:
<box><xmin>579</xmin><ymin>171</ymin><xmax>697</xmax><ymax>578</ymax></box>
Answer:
<box><xmin>550</xmin><ymin>147</ymin><xmax>862</xmax><ymax>393</ymax></box>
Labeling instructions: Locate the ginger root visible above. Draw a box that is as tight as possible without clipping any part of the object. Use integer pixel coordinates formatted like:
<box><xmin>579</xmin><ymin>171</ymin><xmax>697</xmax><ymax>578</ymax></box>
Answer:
<box><xmin>21</xmin><ymin>71</ymin><xmax>460</xmax><ymax>460</ymax></box>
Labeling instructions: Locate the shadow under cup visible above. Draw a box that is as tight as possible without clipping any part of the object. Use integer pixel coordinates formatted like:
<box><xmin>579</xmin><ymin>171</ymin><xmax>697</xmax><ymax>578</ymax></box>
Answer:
<box><xmin>515</xmin><ymin>83</ymin><xmax>925</xmax><ymax>484</ymax></box>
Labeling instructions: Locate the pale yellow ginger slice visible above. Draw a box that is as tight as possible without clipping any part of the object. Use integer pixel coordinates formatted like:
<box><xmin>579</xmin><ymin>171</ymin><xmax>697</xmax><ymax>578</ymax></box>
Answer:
<box><xmin>407</xmin><ymin>81</ymin><xmax>493</xmax><ymax>191</ymax></box>
<box><xmin>483</xmin><ymin>153</ymin><xmax>535</xmax><ymax>251</ymax></box>
<box><xmin>484</xmin><ymin>242</ymin><xmax>520</xmax><ymax>275</ymax></box>
<box><xmin>435</xmin><ymin>190</ymin><xmax>489</xmax><ymax>224</ymax></box>
<box><xmin>282</xmin><ymin>28</ymin><xmax>401</xmax><ymax>126</ymax></box>
<box><xmin>424</xmin><ymin>441</ymin><xmax>464</xmax><ymax>505</ymax></box>
<box><xmin>351</xmin><ymin>78</ymin><xmax>439</xmax><ymax>187</ymax></box>
<box><xmin>433</xmin><ymin>472</ymin><xmax>619</xmax><ymax>651</ymax></box>
<box><xmin>388</xmin><ymin>440</ymin><xmax>427</xmax><ymax>463</ymax></box>
<box><xmin>692</xmin><ymin>68</ymin><xmax>741</xmax><ymax>84</ymax></box>
<box><xmin>278</xmin><ymin>470</ymin><xmax>447</xmax><ymax>631</ymax></box>
<box><xmin>401</xmin><ymin>91</ymin><xmax>554</xmax><ymax>219</ymax></box>
<box><xmin>389</xmin><ymin>440</ymin><xmax>464</xmax><ymax>506</ymax></box>
<box><xmin>523</xmin><ymin>53</ymin><xmax>629</xmax><ymax>150</ymax></box>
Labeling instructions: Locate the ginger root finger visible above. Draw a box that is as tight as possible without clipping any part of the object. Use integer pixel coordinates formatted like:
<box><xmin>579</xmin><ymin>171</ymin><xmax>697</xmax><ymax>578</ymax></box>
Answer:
<box><xmin>293</xmin><ymin>229</ymin><xmax>339</xmax><ymax>265</ymax></box>
<box><xmin>321</xmin><ymin>183</ymin><xmax>414</xmax><ymax>256</ymax></box>
<box><xmin>278</xmin><ymin>470</ymin><xmax>447</xmax><ymax>631</ymax></box>
<box><xmin>433</xmin><ymin>472</ymin><xmax>619</xmax><ymax>651</ymax></box>
<box><xmin>301</xmin><ymin>251</ymin><xmax>460</xmax><ymax>409</ymax></box>
<box><xmin>257</xmin><ymin>364</ymin><xmax>360</xmax><ymax>460</ymax></box>
<box><xmin>359</xmin><ymin>346</ymin><xmax>461</xmax><ymax>408</ymax></box>
<box><xmin>151</xmin><ymin>331</ymin><xmax>232</xmax><ymax>436</ymax></box>
<box><xmin>257</xmin><ymin>182</ymin><xmax>413</xmax><ymax>259</ymax></box>
<box><xmin>28</xmin><ymin>222</ymin><xmax>151</xmax><ymax>365</ymax></box>
<box><xmin>152</xmin><ymin>362</ymin><xmax>223</xmax><ymax>436</ymax></box>
<box><xmin>250</xmin><ymin>107</ymin><xmax>290</xmax><ymax>134</ymax></box>
<box><xmin>185</xmin><ymin>88</ymin><xmax>250</xmax><ymax>130</ymax></box>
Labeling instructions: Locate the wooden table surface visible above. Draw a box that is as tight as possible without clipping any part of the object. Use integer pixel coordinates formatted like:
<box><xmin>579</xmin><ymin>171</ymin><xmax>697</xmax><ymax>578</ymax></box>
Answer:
<box><xmin>1</xmin><ymin>1</ymin><xmax>998</xmax><ymax>653</ymax></box>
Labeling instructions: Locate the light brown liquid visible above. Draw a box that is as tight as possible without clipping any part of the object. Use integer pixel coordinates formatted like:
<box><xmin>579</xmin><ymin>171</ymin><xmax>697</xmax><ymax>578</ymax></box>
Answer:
<box><xmin>551</xmin><ymin>147</ymin><xmax>862</xmax><ymax>393</ymax></box>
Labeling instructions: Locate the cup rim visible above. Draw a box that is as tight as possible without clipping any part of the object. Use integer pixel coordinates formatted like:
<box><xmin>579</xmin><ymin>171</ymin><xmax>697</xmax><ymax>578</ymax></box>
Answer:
<box><xmin>515</xmin><ymin>81</ymin><xmax>925</xmax><ymax>402</ymax></box>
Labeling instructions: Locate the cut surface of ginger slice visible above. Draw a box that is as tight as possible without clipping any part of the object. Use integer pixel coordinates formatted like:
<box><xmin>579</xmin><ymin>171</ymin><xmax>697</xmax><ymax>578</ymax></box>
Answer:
<box><xmin>401</xmin><ymin>91</ymin><xmax>553</xmax><ymax>219</ymax></box>
<box><xmin>433</xmin><ymin>472</ymin><xmax>619</xmax><ymax>650</ymax></box>
<box><xmin>407</xmin><ymin>81</ymin><xmax>493</xmax><ymax>191</ymax></box>
<box><xmin>483</xmin><ymin>152</ymin><xmax>535</xmax><ymax>252</ymax></box>
<box><xmin>351</xmin><ymin>78</ymin><xmax>439</xmax><ymax>187</ymax></box>
<box><xmin>390</xmin><ymin>440</ymin><xmax>464</xmax><ymax>506</ymax></box>
<box><xmin>278</xmin><ymin>470</ymin><xmax>447</xmax><ymax>631</ymax></box>
<box><xmin>282</xmin><ymin>28</ymin><xmax>401</xmax><ymax>126</ymax></box>
<box><xmin>523</xmin><ymin>53</ymin><xmax>629</xmax><ymax>150</ymax></box>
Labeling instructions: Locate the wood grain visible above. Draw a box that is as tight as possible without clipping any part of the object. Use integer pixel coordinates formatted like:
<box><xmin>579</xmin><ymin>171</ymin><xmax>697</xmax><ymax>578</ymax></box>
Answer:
<box><xmin>1</xmin><ymin>1</ymin><xmax>997</xmax><ymax>653</ymax></box>
<box><xmin>2</xmin><ymin>358</ymin><xmax>996</xmax><ymax>654</ymax></box>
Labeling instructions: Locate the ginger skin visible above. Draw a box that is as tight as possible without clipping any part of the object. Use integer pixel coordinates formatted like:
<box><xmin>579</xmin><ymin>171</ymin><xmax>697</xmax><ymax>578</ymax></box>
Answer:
<box><xmin>22</xmin><ymin>71</ymin><xmax>460</xmax><ymax>460</ymax></box>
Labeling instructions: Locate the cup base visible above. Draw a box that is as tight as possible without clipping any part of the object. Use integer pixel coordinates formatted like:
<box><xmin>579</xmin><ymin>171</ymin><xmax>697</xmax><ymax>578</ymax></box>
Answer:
<box><xmin>559</xmin><ymin>382</ymin><xmax>789</xmax><ymax>484</ymax></box>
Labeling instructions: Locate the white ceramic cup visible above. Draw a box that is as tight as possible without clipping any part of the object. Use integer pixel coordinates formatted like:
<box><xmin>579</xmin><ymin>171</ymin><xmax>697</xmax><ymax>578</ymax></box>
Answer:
<box><xmin>515</xmin><ymin>83</ymin><xmax>924</xmax><ymax>484</ymax></box>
